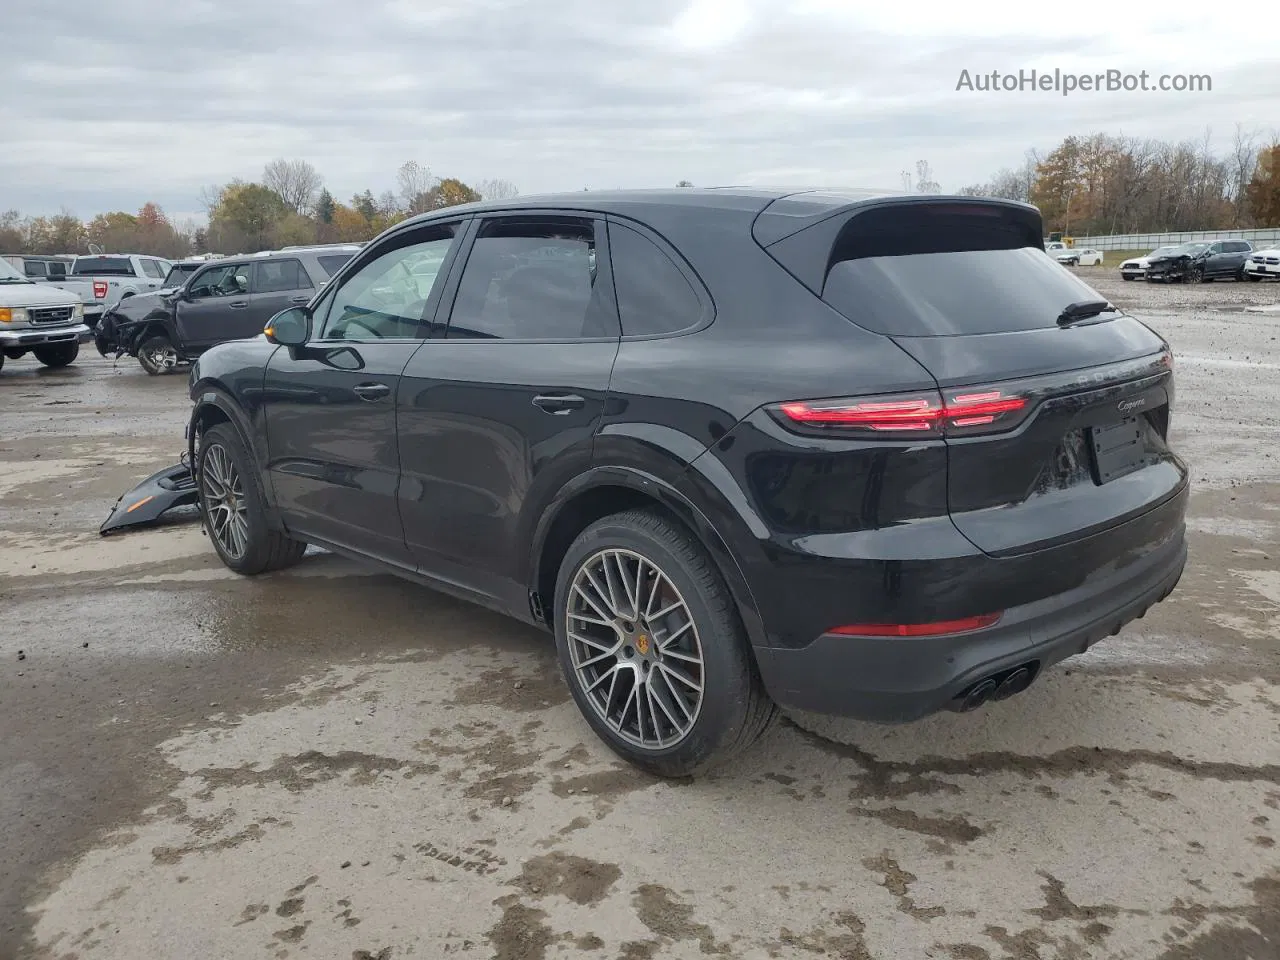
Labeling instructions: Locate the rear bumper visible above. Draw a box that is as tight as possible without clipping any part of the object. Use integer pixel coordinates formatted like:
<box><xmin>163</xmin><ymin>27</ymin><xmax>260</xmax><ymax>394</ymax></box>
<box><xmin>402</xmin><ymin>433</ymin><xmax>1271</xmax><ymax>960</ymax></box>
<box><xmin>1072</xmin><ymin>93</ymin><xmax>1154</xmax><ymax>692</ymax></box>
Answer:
<box><xmin>751</xmin><ymin>491</ymin><xmax>1188</xmax><ymax>722</ymax></box>
<box><xmin>0</xmin><ymin>324</ymin><xmax>89</xmax><ymax>348</ymax></box>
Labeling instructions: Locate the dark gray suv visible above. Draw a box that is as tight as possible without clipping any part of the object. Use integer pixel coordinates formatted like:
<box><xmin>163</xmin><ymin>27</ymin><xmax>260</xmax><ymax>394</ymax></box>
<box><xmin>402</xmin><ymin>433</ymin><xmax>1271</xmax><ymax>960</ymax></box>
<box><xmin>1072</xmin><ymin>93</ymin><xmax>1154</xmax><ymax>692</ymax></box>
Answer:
<box><xmin>97</xmin><ymin>247</ymin><xmax>359</xmax><ymax>374</ymax></box>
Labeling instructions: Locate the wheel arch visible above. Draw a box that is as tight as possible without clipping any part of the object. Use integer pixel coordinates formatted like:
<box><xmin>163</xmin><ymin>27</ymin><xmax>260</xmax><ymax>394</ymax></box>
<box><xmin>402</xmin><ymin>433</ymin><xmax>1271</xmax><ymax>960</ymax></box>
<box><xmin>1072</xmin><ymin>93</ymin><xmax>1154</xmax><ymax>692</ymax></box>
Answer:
<box><xmin>188</xmin><ymin>385</ymin><xmax>280</xmax><ymax>517</ymax></box>
<box><xmin>527</xmin><ymin>465</ymin><xmax>769</xmax><ymax>652</ymax></box>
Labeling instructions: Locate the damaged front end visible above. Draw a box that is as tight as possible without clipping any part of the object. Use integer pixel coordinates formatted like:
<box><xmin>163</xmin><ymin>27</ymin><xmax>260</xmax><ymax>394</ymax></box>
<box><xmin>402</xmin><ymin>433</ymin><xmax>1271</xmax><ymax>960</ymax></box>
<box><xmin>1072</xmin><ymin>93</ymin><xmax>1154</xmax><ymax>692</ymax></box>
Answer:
<box><xmin>94</xmin><ymin>309</ymin><xmax>151</xmax><ymax>360</ymax></box>
<box><xmin>99</xmin><ymin>458</ymin><xmax>199</xmax><ymax>535</ymax></box>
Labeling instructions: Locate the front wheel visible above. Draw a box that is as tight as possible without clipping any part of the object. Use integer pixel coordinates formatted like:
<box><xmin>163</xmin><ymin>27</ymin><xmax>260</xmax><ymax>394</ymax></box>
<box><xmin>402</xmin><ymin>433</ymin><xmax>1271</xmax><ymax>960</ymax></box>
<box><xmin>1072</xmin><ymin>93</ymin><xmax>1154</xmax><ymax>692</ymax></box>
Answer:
<box><xmin>137</xmin><ymin>335</ymin><xmax>179</xmax><ymax>375</ymax></box>
<box><xmin>1246</xmin><ymin>273</ymin><xmax>1262</xmax><ymax>282</ymax></box>
<box><xmin>33</xmin><ymin>341</ymin><xmax>79</xmax><ymax>368</ymax></box>
<box><xmin>553</xmin><ymin>509</ymin><xmax>777</xmax><ymax>777</ymax></box>
<box><xmin>196</xmin><ymin>422</ymin><xmax>307</xmax><ymax>575</ymax></box>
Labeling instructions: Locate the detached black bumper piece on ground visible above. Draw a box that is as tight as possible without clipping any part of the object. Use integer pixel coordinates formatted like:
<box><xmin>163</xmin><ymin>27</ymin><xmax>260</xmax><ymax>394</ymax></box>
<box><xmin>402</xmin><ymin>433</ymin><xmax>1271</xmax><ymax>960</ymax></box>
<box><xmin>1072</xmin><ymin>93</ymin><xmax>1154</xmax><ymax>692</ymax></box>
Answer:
<box><xmin>100</xmin><ymin>463</ymin><xmax>198</xmax><ymax>536</ymax></box>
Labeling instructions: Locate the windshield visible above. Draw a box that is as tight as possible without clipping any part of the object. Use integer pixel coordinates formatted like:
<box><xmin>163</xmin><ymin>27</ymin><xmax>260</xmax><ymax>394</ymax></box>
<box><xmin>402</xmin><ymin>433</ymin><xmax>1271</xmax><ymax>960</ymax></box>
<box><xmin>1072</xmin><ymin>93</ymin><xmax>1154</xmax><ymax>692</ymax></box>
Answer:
<box><xmin>1169</xmin><ymin>243</ymin><xmax>1209</xmax><ymax>256</ymax></box>
<box><xmin>163</xmin><ymin>263</ymin><xmax>201</xmax><ymax>287</ymax></box>
<box><xmin>0</xmin><ymin>258</ymin><xmax>30</xmax><ymax>282</ymax></box>
<box><xmin>1148</xmin><ymin>246</ymin><xmax>1176</xmax><ymax>258</ymax></box>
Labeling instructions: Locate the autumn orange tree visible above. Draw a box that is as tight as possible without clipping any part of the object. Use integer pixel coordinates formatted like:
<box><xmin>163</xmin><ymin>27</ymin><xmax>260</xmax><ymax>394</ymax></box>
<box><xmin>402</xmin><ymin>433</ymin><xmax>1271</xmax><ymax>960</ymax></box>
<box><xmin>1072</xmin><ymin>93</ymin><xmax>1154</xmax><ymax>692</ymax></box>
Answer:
<box><xmin>1246</xmin><ymin>143</ymin><xmax>1280</xmax><ymax>226</ymax></box>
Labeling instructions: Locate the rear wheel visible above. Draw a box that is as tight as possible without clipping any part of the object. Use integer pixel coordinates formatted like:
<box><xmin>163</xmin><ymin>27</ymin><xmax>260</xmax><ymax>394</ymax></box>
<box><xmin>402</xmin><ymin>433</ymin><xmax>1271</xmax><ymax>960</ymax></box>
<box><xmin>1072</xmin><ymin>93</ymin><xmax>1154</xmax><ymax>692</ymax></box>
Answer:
<box><xmin>196</xmin><ymin>422</ymin><xmax>307</xmax><ymax>575</ymax></box>
<box><xmin>33</xmin><ymin>341</ymin><xmax>79</xmax><ymax>368</ymax></box>
<box><xmin>553</xmin><ymin>509</ymin><xmax>777</xmax><ymax>777</ymax></box>
<box><xmin>137</xmin><ymin>335</ymin><xmax>179</xmax><ymax>375</ymax></box>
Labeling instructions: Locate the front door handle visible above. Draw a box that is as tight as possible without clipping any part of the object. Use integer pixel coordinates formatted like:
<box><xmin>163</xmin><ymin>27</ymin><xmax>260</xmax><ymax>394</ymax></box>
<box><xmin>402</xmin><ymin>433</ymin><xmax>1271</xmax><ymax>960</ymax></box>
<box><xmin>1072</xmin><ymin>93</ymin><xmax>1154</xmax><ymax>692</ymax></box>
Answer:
<box><xmin>353</xmin><ymin>382</ymin><xmax>391</xmax><ymax>402</ymax></box>
<box><xmin>228</xmin><ymin>300</ymin><xmax>248</xmax><ymax>309</ymax></box>
<box><xmin>532</xmin><ymin>393</ymin><xmax>585</xmax><ymax>415</ymax></box>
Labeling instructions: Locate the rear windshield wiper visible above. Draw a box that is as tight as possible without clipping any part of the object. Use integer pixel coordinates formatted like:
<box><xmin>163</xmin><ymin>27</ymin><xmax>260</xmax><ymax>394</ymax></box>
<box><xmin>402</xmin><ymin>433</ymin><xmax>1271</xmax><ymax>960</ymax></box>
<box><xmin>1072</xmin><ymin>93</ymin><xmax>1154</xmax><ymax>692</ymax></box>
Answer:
<box><xmin>1057</xmin><ymin>300</ymin><xmax>1114</xmax><ymax>327</ymax></box>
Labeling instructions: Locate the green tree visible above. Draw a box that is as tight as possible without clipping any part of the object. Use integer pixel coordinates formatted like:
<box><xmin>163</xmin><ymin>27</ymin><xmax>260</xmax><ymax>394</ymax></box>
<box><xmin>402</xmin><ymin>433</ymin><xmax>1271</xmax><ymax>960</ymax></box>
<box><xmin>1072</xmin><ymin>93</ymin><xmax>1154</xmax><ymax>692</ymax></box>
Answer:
<box><xmin>209</xmin><ymin>182</ymin><xmax>289</xmax><ymax>252</ymax></box>
<box><xmin>352</xmin><ymin>190</ymin><xmax>378</xmax><ymax>221</ymax></box>
<box><xmin>316</xmin><ymin>188</ymin><xmax>336</xmax><ymax>224</ymax></box>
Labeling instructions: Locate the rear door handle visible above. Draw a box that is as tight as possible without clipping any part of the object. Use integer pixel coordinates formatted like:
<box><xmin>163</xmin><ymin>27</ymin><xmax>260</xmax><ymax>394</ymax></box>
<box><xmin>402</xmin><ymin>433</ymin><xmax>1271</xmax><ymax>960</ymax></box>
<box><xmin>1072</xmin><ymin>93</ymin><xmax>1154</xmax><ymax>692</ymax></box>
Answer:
<box><xmin>289</xmin><ymin>295</ymin><xmax>310</xmax><ymax>304</ymax></box>
<box><xmin>353</xmin><ymin>382</ymin><xmax>391</xmax><ymax>402</ymax></box>
<box><xmin>532</xmin><ymin>393</ymin><xmax>585</xmax><ymax>415</ymax></box>
<box><xmin>228</xmin><ymin>300</ymin><xmax>248</xmax><ymax>309</ymax></box>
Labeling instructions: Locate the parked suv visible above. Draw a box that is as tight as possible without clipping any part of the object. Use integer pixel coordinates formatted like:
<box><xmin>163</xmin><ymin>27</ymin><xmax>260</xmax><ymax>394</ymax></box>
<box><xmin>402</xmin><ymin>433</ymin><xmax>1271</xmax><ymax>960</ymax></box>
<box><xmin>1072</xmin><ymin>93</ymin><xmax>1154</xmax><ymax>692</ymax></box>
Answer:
<box><xmin>99</xmin><ymin>248</ymin><xmax>355</xmax><ymax>374</ymax></box>
<box><xmin>0</xmin><ymin>256</ymin><xmax>87</xmax><ymax>372</ymax></box>
<box><xmin>186</xmin><ymin>189</ymin><xmax>1188</xmax><ymax>776</ymax></box>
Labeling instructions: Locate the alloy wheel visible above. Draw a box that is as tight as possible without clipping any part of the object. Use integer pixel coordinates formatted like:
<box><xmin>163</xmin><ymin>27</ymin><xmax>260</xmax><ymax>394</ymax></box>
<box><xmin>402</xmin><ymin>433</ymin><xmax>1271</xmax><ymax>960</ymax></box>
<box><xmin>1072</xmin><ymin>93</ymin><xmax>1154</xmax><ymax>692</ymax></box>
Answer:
<box><xmin>200</xmin><ymin>443</ymin><xmax>249</xmax><ymax>560</ymax></box>
<box><xmin>566</xmin><ymin>548</ymin><xmax>705</xmax><ymax>750</ymax></box>
<box><xmin>142</xmin><ymin>341</ymin><xmax>178</xmax><ymax>372</ymax></box>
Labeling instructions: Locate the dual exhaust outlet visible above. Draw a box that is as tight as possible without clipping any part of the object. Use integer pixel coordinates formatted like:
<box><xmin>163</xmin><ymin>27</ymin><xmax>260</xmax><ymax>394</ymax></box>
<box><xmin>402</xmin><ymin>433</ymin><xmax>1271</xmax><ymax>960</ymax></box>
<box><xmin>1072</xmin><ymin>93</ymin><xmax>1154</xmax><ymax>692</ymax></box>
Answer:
<box><xmin>952</xmin><ymin>663</ymin><xmax>1037</xmax><ymax>712</ymax></box>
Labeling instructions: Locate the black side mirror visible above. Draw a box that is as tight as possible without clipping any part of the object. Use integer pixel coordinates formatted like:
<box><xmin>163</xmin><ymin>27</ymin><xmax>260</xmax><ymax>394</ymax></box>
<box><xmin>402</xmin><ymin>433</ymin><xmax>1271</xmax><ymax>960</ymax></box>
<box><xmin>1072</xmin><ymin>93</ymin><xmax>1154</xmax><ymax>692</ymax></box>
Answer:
<box><xmin>265</xmin><ymin>306</ymin><xmax>311</xmax><ymax>347</ymax></box>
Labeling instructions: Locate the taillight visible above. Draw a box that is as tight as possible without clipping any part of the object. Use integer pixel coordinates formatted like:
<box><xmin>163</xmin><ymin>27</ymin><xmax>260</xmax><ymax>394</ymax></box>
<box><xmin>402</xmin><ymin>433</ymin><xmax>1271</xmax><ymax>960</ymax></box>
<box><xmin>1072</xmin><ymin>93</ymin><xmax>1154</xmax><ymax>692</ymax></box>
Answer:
<box><xmin>93</xmin><ymin>280</ymin><xmax>108</xmax><ymax>299</ymax></box>
<box><xmin>772</xmin><ymin>387</ymin><xmax>1031</xmax><ymax>439</ymax></box>
<box><xmin>827</xmin><ymin>613</ymin><xmax>1003</xmax><ymax>637</ymax></box>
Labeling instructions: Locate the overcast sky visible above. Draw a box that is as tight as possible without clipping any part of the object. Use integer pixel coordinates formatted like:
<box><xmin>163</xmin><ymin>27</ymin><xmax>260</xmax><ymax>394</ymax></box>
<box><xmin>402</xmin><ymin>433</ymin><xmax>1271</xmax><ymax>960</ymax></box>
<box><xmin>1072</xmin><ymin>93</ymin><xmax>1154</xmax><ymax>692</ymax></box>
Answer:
<box><xmin>5</xmin><ymin>0</ymin><xmax>1277</xmax><ymax>224</ymax></box>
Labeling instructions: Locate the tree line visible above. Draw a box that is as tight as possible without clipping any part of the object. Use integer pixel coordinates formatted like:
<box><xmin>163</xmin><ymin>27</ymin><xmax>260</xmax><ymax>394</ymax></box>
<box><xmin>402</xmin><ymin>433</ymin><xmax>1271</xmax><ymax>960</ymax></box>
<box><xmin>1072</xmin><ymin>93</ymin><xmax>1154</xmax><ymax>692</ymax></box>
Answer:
<box><xmin>957</xmin><ymin>126</ymin><xmax>1280</xmax><ymax>235</ymax></box>
<box><xmin>0</xmin><ymin>159</ymin><xmax>518</xmax><ymax>258</ymax></box>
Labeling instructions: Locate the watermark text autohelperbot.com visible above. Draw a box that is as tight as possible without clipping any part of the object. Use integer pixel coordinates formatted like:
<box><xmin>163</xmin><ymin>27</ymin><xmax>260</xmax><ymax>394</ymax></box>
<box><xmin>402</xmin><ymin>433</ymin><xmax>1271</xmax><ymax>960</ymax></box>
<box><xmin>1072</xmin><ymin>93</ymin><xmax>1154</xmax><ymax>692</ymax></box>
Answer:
<box><xmin>956</xmin><ymin>69</ymin><xmax>1211</xmax><ymax>96</ymax></box>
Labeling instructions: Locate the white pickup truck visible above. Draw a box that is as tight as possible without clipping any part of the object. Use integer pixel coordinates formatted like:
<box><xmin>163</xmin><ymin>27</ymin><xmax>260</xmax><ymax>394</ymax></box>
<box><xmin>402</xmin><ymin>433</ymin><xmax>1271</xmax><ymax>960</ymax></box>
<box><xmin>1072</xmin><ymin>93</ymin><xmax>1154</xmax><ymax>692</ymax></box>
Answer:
<box><xmin>0</xmin><ymin>256</ymin><xmax>88</xmax><ymax>372</ymax></box>
<box><xmin>42</xmin><ymin>253</ymin><xmax>174</xmax><ymax>327</ymax></box>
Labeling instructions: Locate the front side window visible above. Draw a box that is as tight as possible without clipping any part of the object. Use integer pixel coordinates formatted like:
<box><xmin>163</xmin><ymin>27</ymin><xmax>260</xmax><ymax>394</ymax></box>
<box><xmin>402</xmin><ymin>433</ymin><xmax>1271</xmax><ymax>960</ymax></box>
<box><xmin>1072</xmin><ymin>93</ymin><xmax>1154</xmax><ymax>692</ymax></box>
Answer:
<box><xmin>140</xmin><ymin>259</ymin><xmax>165</xmax><ymax>279</ymax></box>
<box><xmin>187</xmin><ymin>263</ymin><xmax>249</xmax><ymax>299</ymax></box>
<box><xmin>318</xmin><ymin>225</ymin><xmax>458</xmax><ymax>341</ymax></box>
<box><xmin>254</xmin><ymin>258</ymin><xmax>313</xmax><ymax>294</ymax></box>
<box><xmin>446</xmin><ymin>218</ymin><xmax>604</xmax><ymax>340</ymax></box>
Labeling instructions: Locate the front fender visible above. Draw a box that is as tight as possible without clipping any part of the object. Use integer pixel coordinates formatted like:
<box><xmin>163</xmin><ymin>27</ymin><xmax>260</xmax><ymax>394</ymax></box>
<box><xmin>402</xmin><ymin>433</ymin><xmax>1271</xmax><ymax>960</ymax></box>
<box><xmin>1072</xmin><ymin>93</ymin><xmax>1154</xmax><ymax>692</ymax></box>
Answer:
<box><xmin>187</xmin><ymin>386</ymin><xmax>277</xmax><ymax>513</ymax></box>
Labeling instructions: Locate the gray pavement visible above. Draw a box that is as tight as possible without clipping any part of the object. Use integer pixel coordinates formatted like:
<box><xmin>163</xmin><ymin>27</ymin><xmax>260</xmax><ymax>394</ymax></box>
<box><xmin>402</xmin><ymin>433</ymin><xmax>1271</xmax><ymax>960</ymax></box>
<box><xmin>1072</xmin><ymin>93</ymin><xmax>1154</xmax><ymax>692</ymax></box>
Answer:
<box><xmin>1</xmin><ymin>268</ymin><xmax>1278</xmax><ymax>959</ymax></box>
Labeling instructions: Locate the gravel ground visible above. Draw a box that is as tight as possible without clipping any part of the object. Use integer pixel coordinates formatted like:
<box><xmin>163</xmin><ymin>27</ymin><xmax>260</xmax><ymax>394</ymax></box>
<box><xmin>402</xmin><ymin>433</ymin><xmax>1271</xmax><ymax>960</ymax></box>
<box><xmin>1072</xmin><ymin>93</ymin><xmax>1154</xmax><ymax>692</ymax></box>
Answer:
<box><xmin>1</xmin><ymin>269</ymin><xmax>1278</xmax><ymax>960</ymax></box>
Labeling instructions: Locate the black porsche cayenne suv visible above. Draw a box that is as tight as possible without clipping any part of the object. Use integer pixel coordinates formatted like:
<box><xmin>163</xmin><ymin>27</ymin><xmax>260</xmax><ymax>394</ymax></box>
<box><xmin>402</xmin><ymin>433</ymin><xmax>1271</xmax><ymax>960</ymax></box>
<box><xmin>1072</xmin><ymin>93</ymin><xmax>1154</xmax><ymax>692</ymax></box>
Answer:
<box><xmin>186</xmin><ymin>188</ymin><xmax>1188</xmax><ymax>776</ymax></box>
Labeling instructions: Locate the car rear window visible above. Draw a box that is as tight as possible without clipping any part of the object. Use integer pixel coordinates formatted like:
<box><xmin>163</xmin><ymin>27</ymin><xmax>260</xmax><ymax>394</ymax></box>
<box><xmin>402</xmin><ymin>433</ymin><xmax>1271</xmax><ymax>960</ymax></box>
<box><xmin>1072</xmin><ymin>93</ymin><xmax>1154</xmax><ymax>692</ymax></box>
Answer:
<box><xmin>819</xmin><ymin>204</ymin><xmax>1110</xmax><ymax>337</ymax></box>
<box><xmin>317</xmin><ymin>254</ymin><xmax>354</xmax><ymax>276</ymax></box>
<box><xmin>72</xmin><ymin>256</ymin><xmax>135</xmax><ymax>276</ymax></box>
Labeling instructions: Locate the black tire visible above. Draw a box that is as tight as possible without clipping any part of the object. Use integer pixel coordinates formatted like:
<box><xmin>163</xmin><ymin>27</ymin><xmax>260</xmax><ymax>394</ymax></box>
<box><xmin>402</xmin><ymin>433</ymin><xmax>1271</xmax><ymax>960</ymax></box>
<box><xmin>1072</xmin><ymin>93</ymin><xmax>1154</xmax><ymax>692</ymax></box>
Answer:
<box><xmin>33</xmin><ymin>341</ymin><xmax>79</xmax><ymax>368</ymax></box>
<box><xmin>553</xmin><ymin>508</ymin><xmax>777</xmax><ymax>777</ymax></box>
<box><xmin>1246</xmin><ymin>273</ymin><xmax>1261</xmax><ymax>282</ymax></box>
<box><xmin>137</xmin><ymin>335</ymin><xmax>178</xmax><ymax>376</ymax></box>
<box><xmin>196</xmin><ymin>422</ymin><xmax>307</xmax><ymax>575</ymax></box>
<box><xmin>1122</xmin><ymin>274</ymin><xmax>1135</xmax><ymax>281</ymax></box>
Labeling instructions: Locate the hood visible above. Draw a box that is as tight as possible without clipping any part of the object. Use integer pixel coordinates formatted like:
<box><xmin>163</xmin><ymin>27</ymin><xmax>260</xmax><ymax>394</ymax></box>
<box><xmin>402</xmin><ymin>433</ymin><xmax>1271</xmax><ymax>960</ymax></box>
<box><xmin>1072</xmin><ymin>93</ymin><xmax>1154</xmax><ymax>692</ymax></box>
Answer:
<box><xmin>1248</xmin><ymin>248</ymin><xmax>1279</xmax><ymax>258</ymax></box>
<box><xmin>110</xmin><ymin>288</ymin><xmax>169</xmax><ymax>319</ymax></box>
<box><xmin>0</xmin><ymin>281</ymin><xmax>83</xmax><ymax>309</ymax></box>
<box><xmin>1122</xmin><ymin>256</ymin><xmax>1151</xmax><ymax>267</ymax></box>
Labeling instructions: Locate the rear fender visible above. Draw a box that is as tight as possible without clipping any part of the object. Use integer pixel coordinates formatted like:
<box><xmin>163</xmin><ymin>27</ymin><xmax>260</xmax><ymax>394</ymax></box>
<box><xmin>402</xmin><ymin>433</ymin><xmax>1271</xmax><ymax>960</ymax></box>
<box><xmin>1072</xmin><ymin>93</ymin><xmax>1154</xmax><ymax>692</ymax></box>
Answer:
<box><xmin>527</xmin><ymin>457</ymin><xmax>770</xmax><ymax>654</ymax></box>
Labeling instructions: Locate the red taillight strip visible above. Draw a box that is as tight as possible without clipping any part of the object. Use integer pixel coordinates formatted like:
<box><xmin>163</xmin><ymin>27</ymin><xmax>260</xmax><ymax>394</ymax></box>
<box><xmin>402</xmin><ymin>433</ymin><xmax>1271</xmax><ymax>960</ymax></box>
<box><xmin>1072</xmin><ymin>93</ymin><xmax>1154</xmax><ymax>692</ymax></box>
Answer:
<box><xmin>827</xmin><ymin>612</ymin><xmax>1003</xmax><ymax>637</ymax></box>
<box><xmin>777</xmin><ymin>398</ymin><xmax>941</xmax><ymax>431</ymax></box>
<box><xmin>779</xmin><ymin>391</ymin><xmax>1026</xmax><ymax>433</ymax></box>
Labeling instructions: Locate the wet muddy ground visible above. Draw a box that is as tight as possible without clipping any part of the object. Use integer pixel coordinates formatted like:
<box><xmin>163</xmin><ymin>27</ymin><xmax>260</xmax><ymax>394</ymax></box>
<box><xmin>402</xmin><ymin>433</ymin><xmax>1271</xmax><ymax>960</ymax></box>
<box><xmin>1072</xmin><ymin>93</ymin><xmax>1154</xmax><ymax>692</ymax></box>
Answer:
<box><xmin>1</xmin><ymin>269</ymin><xmax>1278</xmax><ymax>960</ymax></box>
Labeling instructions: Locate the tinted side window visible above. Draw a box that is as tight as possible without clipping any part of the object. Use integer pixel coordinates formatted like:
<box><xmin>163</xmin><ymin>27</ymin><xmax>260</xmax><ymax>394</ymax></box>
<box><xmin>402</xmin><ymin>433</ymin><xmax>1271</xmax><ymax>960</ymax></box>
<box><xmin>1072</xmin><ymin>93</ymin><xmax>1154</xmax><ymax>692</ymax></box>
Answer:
<box><xmin>24</xmin><ymin>261</ymin><xmax>47</xmax><ymax>278</ymax></box>
<box><xmin>447</xmin><ymin>218</ymin><xmax>604</xmax><ymax>340</ymax></box>
<box><xmin>317</xmin><ymin>254</ymin><xmax>354</xmax><ymax>277</ymax></box>
<box><xmin>319</xmin><ymin>225</ymin><xmax>458</xmax><ymax>341</ymax></box>
<box><xmin>254</xmin><ymin>258</ymin><xmax>313</xmax><ymax>293</ymax></box>
<box><xmin>47</xmin><ymin>261</ymin><xmax>66</xmax><ymax>279</ymax></box>
<box><xmin>609</xmin><ymin>222</ymin><xmax>703</xmax><ymax>336</ymax></box>
<box><xmin>1225</xmin><ymin>241</ymin><xmax>1250</xmax><ymax>253</ymax></box>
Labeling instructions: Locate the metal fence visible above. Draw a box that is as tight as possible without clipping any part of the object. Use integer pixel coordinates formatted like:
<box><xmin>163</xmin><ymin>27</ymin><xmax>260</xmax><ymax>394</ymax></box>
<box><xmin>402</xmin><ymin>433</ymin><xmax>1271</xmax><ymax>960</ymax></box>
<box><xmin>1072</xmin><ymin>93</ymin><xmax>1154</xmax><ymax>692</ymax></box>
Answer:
<box><xmin>1068</xmin><ymin>228</ymin><xmax>1280</xmax><ymax>251</ymax></box>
